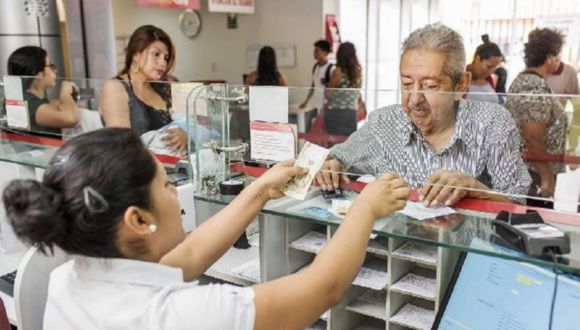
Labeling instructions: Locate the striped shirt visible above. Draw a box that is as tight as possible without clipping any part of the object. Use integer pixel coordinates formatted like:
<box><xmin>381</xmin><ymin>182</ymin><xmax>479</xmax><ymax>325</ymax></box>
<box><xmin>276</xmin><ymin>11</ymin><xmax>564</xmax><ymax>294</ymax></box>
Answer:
<box><xmin>329</xmin><ymin>99</ymin><xmax>532</xmax><ymax>203</ymax></box>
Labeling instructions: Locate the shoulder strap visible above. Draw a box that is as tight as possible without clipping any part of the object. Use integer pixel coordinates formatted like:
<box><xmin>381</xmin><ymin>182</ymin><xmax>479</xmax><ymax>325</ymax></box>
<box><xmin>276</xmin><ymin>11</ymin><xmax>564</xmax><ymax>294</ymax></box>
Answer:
<box><xmin>324</xmin><ymin>64</ymin><xmax>334</xmax><ymax>85</ymax></box>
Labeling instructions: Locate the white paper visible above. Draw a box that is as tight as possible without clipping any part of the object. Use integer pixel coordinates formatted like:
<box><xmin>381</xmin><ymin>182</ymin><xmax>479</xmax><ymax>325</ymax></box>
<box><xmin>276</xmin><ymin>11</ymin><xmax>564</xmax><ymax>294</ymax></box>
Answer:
<box><xmin>398</xmin><ymin>201</ymin><xmax>457</xmax><ymax>220</ymax></box>
<box><xmin>554</xmin><ymin>170</ymin><xmax>580</xmax><ymax>212</ymax></box>
<box><xmin>392</xmin><ymin>241</ymin><xmax>438</xmax><ymax>265</ymax></box>
<box><xmin>391</xmin><ymin>304</ymin><xmax>435</xmax><ymax>330</ymax></box>
<box><xmin>6</xmin><ymin>101</ymin><xmax>29</xmax><ymax>129</ymax></box>
<box><xmin>282</xmin><ymin>142</ymin><xmax>329</xmax><ymax>200</ymax></box>
<box><xmin>177</xmin><ymin>183</ymin><xmax>196</xmax><ymax>233</ymax></box>
<box><xmin>4</xmin><ymin>76</ymin><xmax>24</xmax><ymax>100</ymax></box>
<box><xmin>358</xmin><ymin>288</ymin><xmax>387</xmax><ymax>305</ymax></box>
<box><xmin>249</xmin><ymin>86</ymin><xmax>288</xmax><ymax>123</ymax></box>
<box><xmin>250</xmin><ymin>122</ymin><xmax>296</xmax><ymax>161</ymax></box>
<box><xmin>230</xmin><ymin>258</ymin><xmax>261</xmax><ymax>283</ymax></box>
<box><xmin>352</xmin><ymin>267</ymin><xmax>389</xmax><ymax>290</ymax></box>
<box><xmin>331</xmin><ymin>199</ymin><xmax>353</xmax><ymax>216</ymax></box>
<box><xmin>391</xmin><ymin>273</ymin><xmax>436</xmax><ymax>300</ymax></box>
<box><xmin>289</xmin><ymin>231</ymin><xmax>327</xmax><ymax>254</ymax></box>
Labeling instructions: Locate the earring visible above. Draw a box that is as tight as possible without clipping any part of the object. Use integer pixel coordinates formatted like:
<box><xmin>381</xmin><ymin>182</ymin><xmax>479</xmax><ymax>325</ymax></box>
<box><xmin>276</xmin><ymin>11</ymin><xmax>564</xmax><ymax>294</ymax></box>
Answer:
<box><xmin>130</xmin><ymin>62</ymin><xmax>139</xmax><ymax>74</ymax></box>
<box><xmin>148</xmin><ymin>224</ymin><xmax>157</xmax><ymax>233</ymax></box>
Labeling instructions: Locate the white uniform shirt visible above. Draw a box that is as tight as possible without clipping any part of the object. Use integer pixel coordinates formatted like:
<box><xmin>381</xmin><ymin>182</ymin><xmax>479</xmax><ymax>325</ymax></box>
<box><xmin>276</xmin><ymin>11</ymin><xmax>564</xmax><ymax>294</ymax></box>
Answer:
<box><xmin>311</xmin><ymin>61</ymin><xmax>335</xmax><ymax>111</ymax></box>
<box><xmin>43</xmin><ymin>257</ymin><xmax>255</xmax><ymax>330</ymax></box>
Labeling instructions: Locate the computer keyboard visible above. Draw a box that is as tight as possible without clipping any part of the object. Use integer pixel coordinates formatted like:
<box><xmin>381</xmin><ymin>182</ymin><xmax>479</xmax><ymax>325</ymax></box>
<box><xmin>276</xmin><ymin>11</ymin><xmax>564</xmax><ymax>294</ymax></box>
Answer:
<box><xmin>0</xmin><ymin>270</ymin><xmax>16</xmax><ymax>296</ymax></box>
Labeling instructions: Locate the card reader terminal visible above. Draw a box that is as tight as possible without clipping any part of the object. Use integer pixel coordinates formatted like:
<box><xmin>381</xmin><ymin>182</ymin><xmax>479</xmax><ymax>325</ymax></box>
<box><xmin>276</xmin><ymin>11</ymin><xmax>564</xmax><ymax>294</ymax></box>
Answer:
<box><xmin>492</xmin><ymin>211</ymin><xmax>570</xmax><ymax>257</ymax></box>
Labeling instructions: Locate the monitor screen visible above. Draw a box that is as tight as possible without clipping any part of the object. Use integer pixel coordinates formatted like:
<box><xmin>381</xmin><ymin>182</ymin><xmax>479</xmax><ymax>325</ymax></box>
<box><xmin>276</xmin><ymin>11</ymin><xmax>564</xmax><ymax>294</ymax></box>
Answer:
<box><xmin>435</xmin><ymin>239</ymin><xmax>580</xmax><ymax>330</ymax></box>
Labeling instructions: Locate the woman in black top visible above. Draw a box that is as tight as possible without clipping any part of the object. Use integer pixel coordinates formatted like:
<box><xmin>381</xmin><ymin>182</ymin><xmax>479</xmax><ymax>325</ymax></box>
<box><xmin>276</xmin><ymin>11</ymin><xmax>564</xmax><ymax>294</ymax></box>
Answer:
<box><xmin>7</xmin><ymin>46</ymin><xmax>79</xmax><ymax>138</ymax></box>
<box><xmin>100</xmin><ymin>25</ymin><xmax>186</xmax><ymax>152</ymax></box>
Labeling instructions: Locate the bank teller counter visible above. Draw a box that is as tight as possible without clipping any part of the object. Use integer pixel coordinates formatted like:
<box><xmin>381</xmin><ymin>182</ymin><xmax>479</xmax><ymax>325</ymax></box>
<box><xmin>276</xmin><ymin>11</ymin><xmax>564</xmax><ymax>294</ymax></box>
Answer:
<box><xmin>187</xmin><ymin>85</ymin><xmax>580</xmax><ymax>329</ymax></box>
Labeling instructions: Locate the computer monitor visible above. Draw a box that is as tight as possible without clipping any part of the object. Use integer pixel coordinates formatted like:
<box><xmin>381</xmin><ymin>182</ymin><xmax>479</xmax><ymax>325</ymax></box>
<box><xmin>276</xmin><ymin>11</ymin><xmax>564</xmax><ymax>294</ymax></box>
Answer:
<box><xmin>433</xmin><ymin>239</ymin><xmax>580</xmax><ymax>330</ymax></box>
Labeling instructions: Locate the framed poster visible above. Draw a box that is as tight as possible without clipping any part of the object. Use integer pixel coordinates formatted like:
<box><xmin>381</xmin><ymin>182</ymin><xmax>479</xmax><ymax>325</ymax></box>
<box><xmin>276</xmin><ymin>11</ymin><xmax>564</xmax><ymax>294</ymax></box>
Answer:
<box><xmin>135</xmin><ymin>0</ymin><xmax>200</xmax><ymax>10</ymax></box>
<box><xmin>208</xmin><ymin>0</ymin><xmax>254</xmax><ymax>14</ymax></box>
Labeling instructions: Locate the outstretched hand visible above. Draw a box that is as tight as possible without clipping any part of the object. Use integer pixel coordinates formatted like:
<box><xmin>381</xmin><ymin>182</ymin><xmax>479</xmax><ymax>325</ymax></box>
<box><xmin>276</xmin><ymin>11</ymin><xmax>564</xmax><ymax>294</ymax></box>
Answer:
<box><xmin>256</xmin><ymin>160</ymin><xmax>308</xmax><ymax>200</ymax></box>
<box><xmin>353</xmin><ymin>173</ymin><xmax>410</xmax><ymax>219</ymax></box>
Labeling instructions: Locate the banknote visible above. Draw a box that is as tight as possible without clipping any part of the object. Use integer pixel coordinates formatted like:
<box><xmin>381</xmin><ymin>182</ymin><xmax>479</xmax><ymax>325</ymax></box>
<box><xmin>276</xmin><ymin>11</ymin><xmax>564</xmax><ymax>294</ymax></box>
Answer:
<box><xmin>282</xmin><ymin>142</ymin><xmax>329</xmax><ymax>200</ymax></box>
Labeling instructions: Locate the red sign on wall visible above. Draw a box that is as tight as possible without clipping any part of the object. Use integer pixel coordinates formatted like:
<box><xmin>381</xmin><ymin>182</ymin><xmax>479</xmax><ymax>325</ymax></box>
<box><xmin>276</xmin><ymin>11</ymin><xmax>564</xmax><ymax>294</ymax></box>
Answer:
<box><xmin>135</xmin><ymin>0</ymin><xmax>200</xmax><ymax>10</ymax></box>
<box><xmin>325</xmin><ymin>14</ymin><xmax>341</xmax><ymax>54</ymax></box>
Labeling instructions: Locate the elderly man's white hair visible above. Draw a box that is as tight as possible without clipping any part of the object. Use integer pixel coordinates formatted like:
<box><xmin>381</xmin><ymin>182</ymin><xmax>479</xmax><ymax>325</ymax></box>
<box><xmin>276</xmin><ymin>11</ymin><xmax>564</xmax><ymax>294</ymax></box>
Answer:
<box><xmin>402</xmin><ymin>23</ymin><xmax>466</xmax><ymax>86</ymax></box>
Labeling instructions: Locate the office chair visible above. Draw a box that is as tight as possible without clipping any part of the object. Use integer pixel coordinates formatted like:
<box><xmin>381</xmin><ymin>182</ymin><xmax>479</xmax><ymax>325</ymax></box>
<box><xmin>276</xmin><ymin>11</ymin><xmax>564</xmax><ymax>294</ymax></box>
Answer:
<box><xmin>14</xmin><ymin>246</ymin><xmax>68</xmax><ymax>330</ymax></box>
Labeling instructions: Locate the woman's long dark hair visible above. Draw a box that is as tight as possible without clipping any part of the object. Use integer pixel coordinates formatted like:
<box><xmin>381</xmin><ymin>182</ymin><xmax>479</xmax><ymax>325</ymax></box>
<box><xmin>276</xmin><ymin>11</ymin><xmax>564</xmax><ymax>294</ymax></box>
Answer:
<box><xmin>3</xmin><ymin>128</ymin><xmax>157</xmax><ymax>257</ymax></box>
<box><xmin>336</xmin><ymin>42</ymin><xmax>361</xmax><ymax>87</ymax></box>
<box><xmin>256</xmin><ymin>46</ymin><xmax>280</xmax><ymax>86</ymax></box>
<box><xmin>474</xmin><ymin>34</ymin><xmax>502</xmax><ymax>61</ymax></box>
<box><xmin>121</xmin><ymin>25</ymin><xmax>175</xmax><ymax>97</ymax></box>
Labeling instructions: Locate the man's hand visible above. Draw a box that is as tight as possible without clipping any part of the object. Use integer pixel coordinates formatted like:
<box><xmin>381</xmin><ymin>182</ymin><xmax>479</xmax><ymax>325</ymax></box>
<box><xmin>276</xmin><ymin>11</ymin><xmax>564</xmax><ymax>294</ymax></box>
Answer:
<box><xmin>419</xmin><ymin>170</ymin><xmax>484</xmax><ymax>206</ymax></box>
<box><xmin>539</xmin><ymin>173</ymin><xmax>555</xmax><ymax>197</ymax></box>
<box><xmin>315</xmin><ymin>159</ymin><xmax>350</xmax><ymax>190</ymax></box>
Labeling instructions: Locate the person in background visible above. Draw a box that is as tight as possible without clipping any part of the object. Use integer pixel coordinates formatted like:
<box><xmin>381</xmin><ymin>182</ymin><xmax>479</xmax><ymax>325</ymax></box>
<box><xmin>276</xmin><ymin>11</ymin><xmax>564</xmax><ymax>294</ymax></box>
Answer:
<box><xmin>547</xmin><ymin>62</ymin><xmax>580</xmax><ymax>155</ymax></box>
<box><xmin>316</xmin><ymin>23</ymin><xmax>531</xmax><ymax>206</ymax></box>
<box><xmin>465</xmin><ymin>34</ymin><xmax>503</xmax><ymax>104</ymax></box>
<box><xmin>3</xmin><ymin>127</ymin><xmax>409</xmax><ymax>329</ymax></box>
<box><xmin>300</xmin><ymin>39</ymin><xmax>335</xmax><ymax>130</ymax></box>
<box><xmin>324</xmin><ymin>42</ymin><xmax>362</xmax><ymax>136</ymax></box>
<box><xmin>505</xmin><ymin>28</ymin><xmax>566</xmax><ymax>201</ymax></box>
<box><xmin>494</xmin><ymin>65</ymin><xmax>508</xmax><ymax>104</ymax></box>
<box><xmin>7</xmin><ymin>46</ymin><xmax>79</xmax><ymax>138</ymax></box>
<box><xmin>100</xmin><ymin>25</ymin><xmax>186</xmax><ymax>152</ymax></box>
<box><xmin>244</xmin><ymin>46</ymin><xmax>288</xmax><ymax>86</ymax></box>
<box><xmin>546</xmin><ymin>61</ymin><xmax>579</xmax><ymax>107</ymax></box>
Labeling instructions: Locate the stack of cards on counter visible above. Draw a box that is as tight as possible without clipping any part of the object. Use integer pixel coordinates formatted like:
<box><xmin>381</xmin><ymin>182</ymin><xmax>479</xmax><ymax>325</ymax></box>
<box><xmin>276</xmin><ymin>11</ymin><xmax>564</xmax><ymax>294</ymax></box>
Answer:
<box><xmin>282</xmin><ymin>142</ymin><xmax>329</xmax><ymax>200</ymax></box>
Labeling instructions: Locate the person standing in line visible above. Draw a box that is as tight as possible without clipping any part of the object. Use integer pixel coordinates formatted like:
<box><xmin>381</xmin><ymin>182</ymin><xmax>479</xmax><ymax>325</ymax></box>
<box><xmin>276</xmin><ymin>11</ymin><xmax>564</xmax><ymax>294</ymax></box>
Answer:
<box><xmin>244</xmin><ymin>46</ymin><xmax>288</xmax><ymax>86</ymax></box>
<box><xmin>324</xmin><ymin>42</ymin><xmax>362</xmax><ymax>137</ymax></box>
<box><xmin>466</xmin><ymin>34</ymin><xmax>503</xmax><ymax>104</ymax></box>
<box><xmin>505</xmin><ymin>28</ymin><xmax>567</xmax><ymax>202</ymax></box>
<box><xmin>300</xmin><ymin>40</ymin><xmax>335</xmax><ymax>131</ymax></box>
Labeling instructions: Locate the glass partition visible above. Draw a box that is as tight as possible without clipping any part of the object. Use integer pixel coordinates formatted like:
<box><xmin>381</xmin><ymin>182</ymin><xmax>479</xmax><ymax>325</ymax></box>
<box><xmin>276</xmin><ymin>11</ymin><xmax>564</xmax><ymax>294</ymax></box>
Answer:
<box><xmin>188</xmin><ymin>84</ymin><xmax>580</xmax><ymax>274</ymax></box>
<box><xmin>1</xmin><ymin>76</ymin><xmax>579</xmax><ymax>270</ymax></box>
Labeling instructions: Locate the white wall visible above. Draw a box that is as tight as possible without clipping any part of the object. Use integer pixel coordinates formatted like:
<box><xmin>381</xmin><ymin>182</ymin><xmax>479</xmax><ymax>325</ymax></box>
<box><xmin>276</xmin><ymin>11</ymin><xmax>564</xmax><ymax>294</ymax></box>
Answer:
<box><xmin>111</xmin><ymin>0</ymin><xmax>323</xmax><ymax>86</ymax></box>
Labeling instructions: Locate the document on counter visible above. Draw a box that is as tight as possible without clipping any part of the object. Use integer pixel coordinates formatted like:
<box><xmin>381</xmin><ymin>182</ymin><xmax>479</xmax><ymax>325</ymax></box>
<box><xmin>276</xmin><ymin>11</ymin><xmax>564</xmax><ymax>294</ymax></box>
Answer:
<box><xmin>282</xmin><ymin>142</ymin><xmax>329</xmax><ymax>200</ymax></box>
<box><xmin>250</xmin><ymin>121</ymin><xmax>297</xmax><ymax>162</ymax></box>
<box><xmin>249</xmin><ymin>86</ymin><xmax>288</xmax><ymax>123</ymax></box>
<box><xmin>398</xmin><ymin>201</ymin><xmax>457</xmax><ymax>221</ymax></box>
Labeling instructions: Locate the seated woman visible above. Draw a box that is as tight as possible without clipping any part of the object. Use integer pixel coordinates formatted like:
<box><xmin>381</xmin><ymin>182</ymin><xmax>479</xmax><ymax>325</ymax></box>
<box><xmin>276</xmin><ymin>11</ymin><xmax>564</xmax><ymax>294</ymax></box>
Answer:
<box><xmin>3</xmin><ymin>128</ymin><xmax>409</xmax><ymax>329</ymax></box>
<box><xmin>324</xmin><ymin>42</ymin><xmax>362</xmax><ymax>136</ymax></box>
<box><xmin>100</xmin><ymin>25</ymin><xmax>186</xmax><ymax>152</ymax></box>
<box><xmin>466</xmin><ymin>34</ymin><xmax>503</xmax><ymax>104</ymax></box>
<box><xmin>7</xmin><ymin>46</ymin><xmax>79</xmax><ymax>138</ymax></box>
<box><xmin>244</xmin><ymin>46</ymin><xmax>288</xmax><ymax>86</ymax></box>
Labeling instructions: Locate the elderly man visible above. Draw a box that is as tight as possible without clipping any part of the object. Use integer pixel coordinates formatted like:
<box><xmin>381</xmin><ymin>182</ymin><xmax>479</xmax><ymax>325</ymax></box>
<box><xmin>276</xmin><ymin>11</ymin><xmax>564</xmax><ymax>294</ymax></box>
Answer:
<box><xmin>315</xmin><ymin>23</ymin><xmax>531</xmax><ymax>206</ymax></box>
